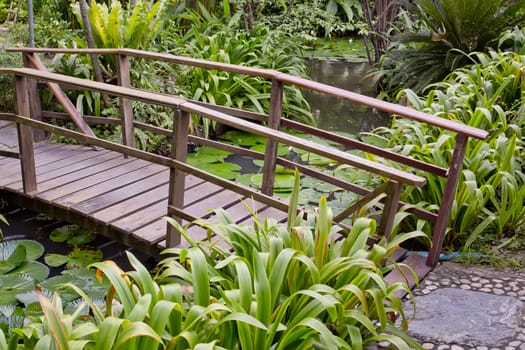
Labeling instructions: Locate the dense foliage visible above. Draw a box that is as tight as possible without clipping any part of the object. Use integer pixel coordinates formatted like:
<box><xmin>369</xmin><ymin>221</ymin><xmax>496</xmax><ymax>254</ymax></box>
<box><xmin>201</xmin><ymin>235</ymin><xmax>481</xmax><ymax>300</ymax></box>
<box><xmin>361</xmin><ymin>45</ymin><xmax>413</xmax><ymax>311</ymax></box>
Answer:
<box><xmin>377</xmin><ymin>0</ymin><xmax>525</xmax><ymax>94</ymax></box>
<box><xmin>367</xmin><ymin>49</ymin><xmax>525</xmax><ymax>252</ymax></box>
<box><xmin>0</xmin><ymin>176</ymin><xmax>425</xmax><ymax>348</ymax></box>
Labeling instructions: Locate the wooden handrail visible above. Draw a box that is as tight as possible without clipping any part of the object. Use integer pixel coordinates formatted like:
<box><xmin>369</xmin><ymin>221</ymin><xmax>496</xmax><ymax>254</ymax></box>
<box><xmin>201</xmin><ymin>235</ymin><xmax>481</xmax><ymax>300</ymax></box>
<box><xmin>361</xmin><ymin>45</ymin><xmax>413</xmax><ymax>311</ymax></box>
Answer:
<box><xmin>7</xmin><ymin>47</ymin><xmax>489</xmax><ymax>140</ymax></box>
<box><xmin>0</xmin><ymin>67</ymin><xmax>426</xmax><ymax>187</ymax></box>
<box><xmin>2</xmin><ymin>47</ymin><xmax>491</xmax><ymax>266</ymax></box>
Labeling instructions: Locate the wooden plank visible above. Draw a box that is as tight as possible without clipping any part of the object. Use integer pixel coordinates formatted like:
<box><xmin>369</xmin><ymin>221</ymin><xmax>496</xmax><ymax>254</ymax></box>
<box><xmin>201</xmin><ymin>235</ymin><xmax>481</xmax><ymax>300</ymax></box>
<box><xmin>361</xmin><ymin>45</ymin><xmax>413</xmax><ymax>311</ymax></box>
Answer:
<box><xmin>0</xmin><ymin>144</ymin><xmax>80</xmax><ymax>182</ymax></box>
<box><xmin>132</xmin><ymin>218</ymin><xmax>170</xmax><ymax>245</ymax></box>
<box><xmin>92</xmin><ymin>183</ymin><xmax>169</xmax><ymax>224</ymax></box>
<box><xmin>384</xmin><ymin>253</ymin><xmax>432</xmax><ymax>298</ymax></box>
<box><xmin>7</xmin><ymin>150</ymin><xmax>119</xmax><ymax>191</ymax></box>
<box><xmin>71</xmin><ymin>170</ymin><xmax>170</xmax><ymax>215</ymax></box>
<box><xmin>111</xmin><ymin>199</ymin><xmax>168</xmax><ymax>233</ymax></box>
<box><xmin>54</xmin><ymin>163</ymin><xmax>167</xmax><ymax>208</ymax></box>
<box><xmin>14</xmin><ymin>75</ymin><xmax>36</xmax><ymax>194</ymax></box>
<box><xmin>183</xmin><ymin>188</ymin><xmax>243</xmax><ymax>218</ymax></box>
<box><xmin>0</xmin><ymin>143</ymin><xmax>63</xmax><ymax>168</ymax></box>
<box><xmin>37</xmin><ymin>158</ymin><xmax>149</xmax><ymax>202</ymax></box>
<box><xmin>114</xmin><ymin>180</ymin><xmax>232</xmax><ymax>239</ymax></box>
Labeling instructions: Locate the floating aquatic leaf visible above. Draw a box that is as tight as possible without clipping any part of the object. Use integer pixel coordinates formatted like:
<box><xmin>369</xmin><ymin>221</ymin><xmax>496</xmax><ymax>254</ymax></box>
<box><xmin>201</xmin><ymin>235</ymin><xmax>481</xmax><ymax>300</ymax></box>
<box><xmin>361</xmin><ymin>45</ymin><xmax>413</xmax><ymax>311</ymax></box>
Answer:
<box><xmin>14</xmin><ymin>240</ymin><xmax>45</xmax><ymax>260</ymax></box>
<box><xmin>0</xmin><ymin>275</ymin><xmax>35</xmax><ymax>305</ymax></box>
<box><xmin>250</xmin><ymin>143</ymin><xmax>290</xmax><ymax>156</ymax></box>
<box><xmin>0</xmin><ymin>242</ymin><xmax>26</xmax><ymax>274</ymax></box>
<box><xmin>300</xmin><ymin>152</ymin><xmax>336</xmax><ymax>166</ymax></box>
<box><xmin>187</xmin><ymin>153</ymin><xmax>227</xmax><ymax>167</ymax></box>
<box><xmin>250</xmin><ymin>173</ymin><xmax>295</xmax><ymax>190</ymax></box>
<box><xmin>44</xmin><ymin>254</ymin><xmax>69</xmax><ymax>267</ymax></box>
<box><xmin>196</xmin><ymin>146</ymin><xmax>233</xmax><ymax>157</ymax></box>
<box><xmin>218</xmin><ymin>130</ymin><xmax>266</xmax><ymax>146</ymax></box>
<box><xmin>7</xmin><ymin>261</ymin><xmax>49</xmax><ymax>283</ymax></box>
<box><xmin>49</xmin><ymin>225</ymin><xmax>95</xmax><ymax>246</ymax></box>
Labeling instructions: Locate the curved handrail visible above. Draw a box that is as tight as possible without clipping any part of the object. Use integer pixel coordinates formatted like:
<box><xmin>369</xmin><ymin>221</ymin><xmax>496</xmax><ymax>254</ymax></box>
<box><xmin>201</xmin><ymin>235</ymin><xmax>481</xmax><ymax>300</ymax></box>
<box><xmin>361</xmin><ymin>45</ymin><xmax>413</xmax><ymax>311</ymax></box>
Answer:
<box><xmin>0</xmin><ymin>67</ymin><xmax>425</xmax><ymax>187</ymax></box>
<box><xmin>7</xmin><ymin>47</ymin><xmax>489</xmax><ymax>140</ymax></box>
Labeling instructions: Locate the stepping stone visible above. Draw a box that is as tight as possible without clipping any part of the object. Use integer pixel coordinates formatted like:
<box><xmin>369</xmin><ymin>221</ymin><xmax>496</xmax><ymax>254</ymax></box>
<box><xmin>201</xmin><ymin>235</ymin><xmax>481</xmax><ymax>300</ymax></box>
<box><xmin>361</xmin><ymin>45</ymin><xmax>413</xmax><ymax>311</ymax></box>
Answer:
<box><xmin>403</xmin><ymin>288</ymin><xmax>523</xmax><ymax>346</ymax></box>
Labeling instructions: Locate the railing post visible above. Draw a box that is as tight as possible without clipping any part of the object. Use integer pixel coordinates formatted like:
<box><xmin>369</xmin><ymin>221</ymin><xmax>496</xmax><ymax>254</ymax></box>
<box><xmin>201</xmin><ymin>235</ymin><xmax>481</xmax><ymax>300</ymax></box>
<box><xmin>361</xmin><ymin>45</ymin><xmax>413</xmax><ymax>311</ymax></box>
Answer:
<box><xmin>261</xmin><ymin>78</ymin><xmax>283</xmax><ymax>195</ymax></box>
<box><xmin>427</xmin><ymin>134</ymin><xmax>468</xmax><ymax>267</ymax></box>
<box><xmin>117</xmin><ymin>53</ymin><xmax>134</xmax><ymax>152</ymax></box>
<box><xmin>378</xmin><ymin>180</ymin><xmax>402</xmax><ymax>241</ymax></box>
<box><xmin>14</xmin><ymin>75</ymin><xmax>37</xmax><ymax>194</ymax></box>
<box><xmin>166</xmin><ymin>108</ymin><xmax>190</xmax><ymax>247</ymax></box>
<box><xmin>22</xmin><ymin>53</ymin><xmax>45</xmax><ymax>142</ymax></box>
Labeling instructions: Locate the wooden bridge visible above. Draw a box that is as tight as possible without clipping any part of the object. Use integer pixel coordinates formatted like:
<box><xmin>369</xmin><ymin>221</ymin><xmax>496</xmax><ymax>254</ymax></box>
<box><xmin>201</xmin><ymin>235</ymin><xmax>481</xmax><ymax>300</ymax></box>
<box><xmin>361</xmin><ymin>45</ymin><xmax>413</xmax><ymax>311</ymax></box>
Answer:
<box><xmin>0</xmin><ymin>48</ymin><xmax>488</xmax><ymax>270</ymax></box>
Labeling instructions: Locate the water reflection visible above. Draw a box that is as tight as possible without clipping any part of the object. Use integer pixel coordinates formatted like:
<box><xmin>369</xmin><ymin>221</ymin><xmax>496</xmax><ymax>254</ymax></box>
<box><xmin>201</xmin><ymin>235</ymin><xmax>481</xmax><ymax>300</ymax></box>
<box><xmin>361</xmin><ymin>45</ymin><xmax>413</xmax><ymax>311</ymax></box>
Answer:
<box><xmin>304</xmin><ymin>59</ymin><xmax>390</xmax><ymax>134</ymax></box>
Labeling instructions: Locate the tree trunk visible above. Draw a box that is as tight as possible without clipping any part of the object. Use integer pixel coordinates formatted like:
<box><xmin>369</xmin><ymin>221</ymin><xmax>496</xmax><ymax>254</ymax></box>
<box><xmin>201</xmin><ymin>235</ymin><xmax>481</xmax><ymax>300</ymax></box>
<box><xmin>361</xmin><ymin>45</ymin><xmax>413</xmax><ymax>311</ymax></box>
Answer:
<box><xmin>359</xmin><ymin>0</ymin><xmax>400</xmax><ymax>64</ymax></box>
<box><xmin>79</xmin><ymin>0</ymin><xmax>112</xmax><ymax>108</ymax></box>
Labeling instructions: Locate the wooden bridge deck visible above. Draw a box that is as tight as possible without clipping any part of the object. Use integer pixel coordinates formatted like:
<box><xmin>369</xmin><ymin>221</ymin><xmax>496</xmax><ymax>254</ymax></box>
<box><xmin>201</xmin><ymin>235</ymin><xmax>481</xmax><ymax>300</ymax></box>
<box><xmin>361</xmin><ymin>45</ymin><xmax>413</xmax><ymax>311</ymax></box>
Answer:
<box><xmin>0</xmin><ymin>142</ymin><xmax>288</xmax><ymax>254</ymax></box>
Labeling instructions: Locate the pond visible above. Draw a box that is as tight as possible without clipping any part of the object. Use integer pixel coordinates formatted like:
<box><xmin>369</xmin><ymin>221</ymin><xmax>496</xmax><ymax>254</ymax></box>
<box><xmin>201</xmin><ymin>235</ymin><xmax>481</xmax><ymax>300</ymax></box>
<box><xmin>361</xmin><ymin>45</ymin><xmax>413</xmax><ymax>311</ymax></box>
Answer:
<box><xmin>0</xmin><ymin>203</ymin><xmax>157</xmax><ymax>277</ymax></box>
<box><xmin>304</xmin><ymin>59</ymin><xmax>390</xmax><ymax>134</ymax></box>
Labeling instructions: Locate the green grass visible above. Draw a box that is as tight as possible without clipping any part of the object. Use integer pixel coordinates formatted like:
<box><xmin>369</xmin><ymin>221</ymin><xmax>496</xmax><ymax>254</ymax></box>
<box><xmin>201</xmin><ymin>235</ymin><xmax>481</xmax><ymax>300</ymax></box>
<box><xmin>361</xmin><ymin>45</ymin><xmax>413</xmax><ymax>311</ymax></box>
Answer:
<box><xmin>0</xmin><ymin>23</ymin><xmax>25</xmax><ymax>112</ymax></box>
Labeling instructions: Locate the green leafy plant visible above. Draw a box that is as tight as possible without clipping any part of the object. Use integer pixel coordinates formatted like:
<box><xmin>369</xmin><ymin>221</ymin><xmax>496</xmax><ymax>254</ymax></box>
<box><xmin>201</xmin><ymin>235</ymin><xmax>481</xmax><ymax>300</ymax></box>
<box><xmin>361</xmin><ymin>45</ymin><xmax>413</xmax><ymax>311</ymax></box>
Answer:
<box><xmin>367</xmin><ymin>49</ymin><xmax>525</xmax><ymax>252</ymax></box>
<box><xmin>11</xmin><ymin>171</ymin><xmax>424</xmax><ymax>348</ymax></box>
<box><xmin>377</xmin><ymin>0</ymin><xmax>525</xmax><ymax>94</ymax></box>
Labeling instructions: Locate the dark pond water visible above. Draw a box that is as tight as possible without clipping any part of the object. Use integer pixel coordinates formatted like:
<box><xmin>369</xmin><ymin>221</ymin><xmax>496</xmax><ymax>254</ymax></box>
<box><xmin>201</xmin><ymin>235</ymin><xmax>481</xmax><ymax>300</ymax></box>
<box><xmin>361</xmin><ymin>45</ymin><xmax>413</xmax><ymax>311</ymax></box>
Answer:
<box><xmin>0</xmin><ymin>204</ymin><xmax>157</xmax><ymax>276</ymax></box>
<box><xmin>304</xmin><ymin>59</ymin><xmax>390</xmax><ymax>134</ymax></box>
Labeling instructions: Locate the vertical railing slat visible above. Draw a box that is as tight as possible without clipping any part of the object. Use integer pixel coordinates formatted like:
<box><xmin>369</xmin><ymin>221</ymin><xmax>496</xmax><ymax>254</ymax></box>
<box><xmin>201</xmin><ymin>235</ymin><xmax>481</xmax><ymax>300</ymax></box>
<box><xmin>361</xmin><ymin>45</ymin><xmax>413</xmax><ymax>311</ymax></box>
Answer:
<box><xmin>261</xmin><ymin>78</ymin><xmax>283</xmax><ymax>195</ymax></box>
<box><xmin>378</xmin><ymin>180</ymin><xmax>403</xmax><ymax>241</ymax></box>
<box><xmin>22</xmin><ymin>53</ymin><xmax>45</xmax><ymax>142</ymax></box>
<box><xmin>14</xmin><ymin>75</ymin><xmax>37</xmax><ymax>194</ymax></box>
<box><xmin>117</xmin><ymin>53</ymin><xmax>134</xmax><ymax>152</ymax></box>
<box><xmin>427</xmin><ymin>134</ymin><xmax>468</xmax><ymax>266</ymax></box>
<box><xmin>166</xmin><ymin>108</ymin><xmax>190</xmax><ymax>247</ymax></box>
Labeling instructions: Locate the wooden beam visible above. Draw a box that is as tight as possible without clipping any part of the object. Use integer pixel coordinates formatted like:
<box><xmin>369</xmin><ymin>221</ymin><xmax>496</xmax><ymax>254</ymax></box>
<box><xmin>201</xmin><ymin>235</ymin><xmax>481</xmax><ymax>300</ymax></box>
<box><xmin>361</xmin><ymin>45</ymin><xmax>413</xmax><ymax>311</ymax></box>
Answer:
<box><xmin>14</xmin><ymin>76</ymin><xmax>37</xmax><ymax>194</ymax></box>
<box><xmin>23</xmin><ymin>53</ymin><xmax>98</xmax><ymax>139</ymax></box>
<box><xmin>167</xmin><ymin>109</ymin><xmax>190</xmax><ymax>247</ymax></box>
<box><xmin>116</xmin><ymin>53</ymin><xmax>134</xmax><ymax>151</ymax></box>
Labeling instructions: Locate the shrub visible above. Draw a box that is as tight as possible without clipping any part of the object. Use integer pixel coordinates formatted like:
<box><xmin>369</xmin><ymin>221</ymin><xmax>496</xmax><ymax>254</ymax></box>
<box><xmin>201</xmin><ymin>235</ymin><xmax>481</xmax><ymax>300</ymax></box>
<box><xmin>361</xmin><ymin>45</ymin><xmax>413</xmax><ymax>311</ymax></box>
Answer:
<box><xmin>376</xmin><ymin>0</ymin><xmax>525</xmax><ymax>95</ymax></box>
<box><xmin>7</xmin><ymin>173</ymin><xmax>425</xmax><ymax>348</ymax></box>
<box><xmin>367</xmin><ymin>50</ymin><xmax>525</xmax><ymax>252</ymax></box>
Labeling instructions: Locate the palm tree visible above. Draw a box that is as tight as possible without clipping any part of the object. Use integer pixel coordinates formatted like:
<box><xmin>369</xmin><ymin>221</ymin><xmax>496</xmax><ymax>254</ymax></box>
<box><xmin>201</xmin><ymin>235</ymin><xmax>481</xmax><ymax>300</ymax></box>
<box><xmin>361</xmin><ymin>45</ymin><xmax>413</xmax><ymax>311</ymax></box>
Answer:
<box><xmin>377</xmin><ymin>0</ymin><xmax>525</xmax><ymax>94</ymax></box>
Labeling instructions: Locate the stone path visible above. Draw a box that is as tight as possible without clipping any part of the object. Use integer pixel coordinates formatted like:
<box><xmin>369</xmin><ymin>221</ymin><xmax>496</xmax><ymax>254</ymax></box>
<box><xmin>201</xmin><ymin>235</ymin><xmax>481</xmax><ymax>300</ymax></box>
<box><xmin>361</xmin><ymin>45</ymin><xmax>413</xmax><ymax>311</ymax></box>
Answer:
<box><xmin>404</xmin><ymin>262</ymin><xmax>525</xmax><ymax>349</ymax></box>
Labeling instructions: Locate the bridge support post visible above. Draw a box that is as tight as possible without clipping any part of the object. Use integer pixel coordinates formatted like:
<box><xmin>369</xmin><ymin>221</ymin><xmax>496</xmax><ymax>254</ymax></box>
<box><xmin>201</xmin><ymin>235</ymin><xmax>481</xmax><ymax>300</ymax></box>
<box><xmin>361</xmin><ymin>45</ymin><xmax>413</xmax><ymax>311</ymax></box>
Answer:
<box><xmin>427</xmin><ymin>134</ymin><xmax>468</xmax><ymax>267</ymax></box>
<box><xmin>22</xmin><ymin>53</ymin><xmax>45</xmax><ymax>142</ymax></box>
<box><xmin>117</xmin><ymin>54</ymin><xmax>135</xmax><ymax>153</ymax></box>
<box><xmin>261</xmin><ymin>79</ymin><xmax>283</xmax><ymax>195</ymax></box>
<box><xmin>378</xmin><ymin>180</ymin><xmax>402</xmax><ymax>241</ymax></box>
<box><xmin>167</xmin><ymin>108</ymin><xmax>190</xmax><ymax>247</ymax></box>
<box><xmin>14</xmin><ymin>75</ymin><xmax>37</xmax><ymax>194</ymax></box>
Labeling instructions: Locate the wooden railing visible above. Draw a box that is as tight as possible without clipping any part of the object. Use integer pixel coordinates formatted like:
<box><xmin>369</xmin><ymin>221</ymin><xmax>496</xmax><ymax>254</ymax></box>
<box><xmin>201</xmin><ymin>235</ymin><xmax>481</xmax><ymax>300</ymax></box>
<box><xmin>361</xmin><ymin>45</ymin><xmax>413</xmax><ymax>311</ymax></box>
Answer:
<box><xmin>2</xmin><ymin>48</ymin><xmax>489</xmax><ymax>266</ymax></box>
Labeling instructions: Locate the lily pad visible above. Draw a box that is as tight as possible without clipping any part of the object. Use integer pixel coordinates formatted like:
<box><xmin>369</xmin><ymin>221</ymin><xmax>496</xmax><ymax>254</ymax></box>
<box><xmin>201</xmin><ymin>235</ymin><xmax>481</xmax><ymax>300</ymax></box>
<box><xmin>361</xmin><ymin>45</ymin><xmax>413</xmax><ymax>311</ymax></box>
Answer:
<box><xmin>14</xmin><ymin>240</ymin><xmax>44</xmax><ymax>261</ymax></box>
<box><xmin>250</xmin><ymin>143</ymin><xmax>291</xmax><ymax>156</ymax></box>
<box><xmin>0</xmin><ymin>275</ymin><xmax>35</xmax><ymax>304</ymax></box>
<box><xmin>186</xmin><ymin>153</ymin><xmax>227</xmax><ymax>167</ymax></box>
<box><xmin>218</xmin><ymin>130</ymin><xmax>266</xmax><ymax>146</ymax></box>
<box><xmin>45</xmin><ymin>247</ymin><xmax>103</xmax><ymax>269</ymax></box>
<box><xmin>49</xmin><ymin>225</ymin><xmax>95</xmax><ymax>246</ymax></box>
<box><xmin>7</xmin><ymin>261</ymin><xmax>49</xmax><ymax>282</ymax></box>
<box><xmin>0</xmin><ymin>242</ymin><xmax>26</xmax><ymax>274</ymax></box>
<box><xmin>300</xmin><ymin>152</ymin><xmax>336</xmax><ymax>166</ymax></box>
<box><xmin>204</xmin><ymin>162</ymin><xmax>242</xmax><ymax>180</ymax></box>
<box><xmin>195</xmin><ymin>146</ymin><xmax>232</xmax><ymax>157</ymax></box>
<box><xmin>250</xmin><ymin>173</ymin><xmax>296</xmax><ymax>190</ymax></box>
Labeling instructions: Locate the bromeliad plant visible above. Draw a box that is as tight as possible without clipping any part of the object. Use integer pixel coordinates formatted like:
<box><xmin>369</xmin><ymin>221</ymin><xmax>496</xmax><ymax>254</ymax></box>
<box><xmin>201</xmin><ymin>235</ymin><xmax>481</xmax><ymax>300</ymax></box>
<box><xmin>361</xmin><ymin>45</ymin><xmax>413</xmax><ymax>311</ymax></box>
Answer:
<box><xmin>15</xmin><ymin>171</ymin><xmax>425</xmax><ymax>349</ymax></box>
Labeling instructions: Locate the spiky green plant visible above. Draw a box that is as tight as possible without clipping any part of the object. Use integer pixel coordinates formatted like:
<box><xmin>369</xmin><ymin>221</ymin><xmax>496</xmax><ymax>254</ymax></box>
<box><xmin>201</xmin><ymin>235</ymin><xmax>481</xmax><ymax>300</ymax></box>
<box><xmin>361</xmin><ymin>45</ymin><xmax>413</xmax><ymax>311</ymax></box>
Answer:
<box><xmin>12</xmin><ymin>171</ymin><xmax>424</xmax><ymax>349</ymax></box>
<box><xmin>367</xmin><ymin>49</ymin><xmax>525</xmax><ymax>251</ymax></box>
<box><xmin>377</xmin><ymin>0</ymin><xmax>525</xmax><ymax>94</ymax></box>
